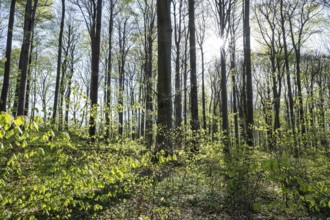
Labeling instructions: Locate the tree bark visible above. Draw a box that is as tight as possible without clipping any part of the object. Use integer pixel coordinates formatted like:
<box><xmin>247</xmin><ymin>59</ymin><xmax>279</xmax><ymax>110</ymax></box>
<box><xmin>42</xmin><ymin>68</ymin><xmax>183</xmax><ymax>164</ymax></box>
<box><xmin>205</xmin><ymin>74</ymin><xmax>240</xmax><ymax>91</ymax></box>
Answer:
<box><xmin>243</xmin><ymin>0</ymin><xmax>254</xmax><ymax>147</ymax></box>
<box><xmin>89</xmin><ymin>0</ymin><xmax>103</xmax><ymax>141</ymax></box>
<box><xmin>188</xmin><ymin>0</ymin><xmax>200</xmax><ymax>133</ymax></box>
<box><xmin>16</xmin><ymin>0</ymin><xmax>38</xmax><ymax>116</ymax></box>
<box><xmin>0</xmin><ymin>0</ymin><xmax>16</xmax><ymax>112</ymax></box>
<box><xmin>52</xmin><ymin>0</ymin><xmax>65</xmax><ymax>123</ymax></box>
<box><xmin>142</xmin><ymin>0</ymin><xmax>156</xmax><ymax>148</ymax></box>
<box><xmin>105</xmin><ymin>0</ymin><xmax>116</xmax><ymax>140</ymax></box>
<box><xmin>24</xmin><ymin>34</ymin><xmax>35</xmax><ymax>116</ymax></box>
<box><xmin>156</xmin><ymin>0</ymin><xmax>172</xmax><ymax>152</ymax></box>
<box><xmin>117</xmin><ymin>17</ymin><xmax>130</xmax><ymax>139</ymax></box>
<box><xmin>173</xmin><ymin>0</ymin><xmax>183</xmax><ymax>129</ymax></box>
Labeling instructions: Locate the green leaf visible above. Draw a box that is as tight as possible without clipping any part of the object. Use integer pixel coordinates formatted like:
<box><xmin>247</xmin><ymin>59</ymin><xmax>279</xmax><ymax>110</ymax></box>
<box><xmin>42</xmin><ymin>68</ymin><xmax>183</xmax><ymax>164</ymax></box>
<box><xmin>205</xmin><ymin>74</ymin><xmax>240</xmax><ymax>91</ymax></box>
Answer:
<box><xmin>32</xmin><ymin>122</ymin><xmax>39</xmax><ymax>131</ymax></box>
<box><xmin>0</xmin><ymin>130</ymin><xmax>4</xmax><ymax>139</ymax></box>
<box><xmin>5</xmin><ymin>129</ymin><xmax>14</xmax><ymax>138</ymax></box>
<box><xmin>14</xmin><ymin>116</ymin><xmax>25</xmax><ymax>126</ymax></box>
<box><xmin>94</xmin><ymin>204</ymin><xmax>103</xmax><ymax>211</ymax></box>
<box><xmin>22</xmin><ymin>140</ymin><xmax>27</xmax><ymax>148</ymax></box>
<box><xmin>310</xmin><ymin>199</ymin><xmax>316</xmax><ymax>207</ymax></box>
<box><xmin>320</xmin><ymin>199</ymin><xmax>327</xmax><ymax>207</ymax></box>
<box><xmin>38</xmin><ymin>147</ymin><xmax>45</xmax><ymax>155</ymax></box>
<box><xmin>4</xmin><ymin>113</ymin><xmax>12</xmax><ymax>124</ymax></box>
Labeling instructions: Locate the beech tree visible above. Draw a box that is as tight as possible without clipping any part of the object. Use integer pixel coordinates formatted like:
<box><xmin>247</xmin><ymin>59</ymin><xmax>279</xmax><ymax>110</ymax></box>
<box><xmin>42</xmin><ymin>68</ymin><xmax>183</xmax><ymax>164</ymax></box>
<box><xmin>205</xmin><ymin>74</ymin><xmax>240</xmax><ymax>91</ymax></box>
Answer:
<box><xmin>137</xmin><ymin>0</ymin><xmax>156</xmax><ymax>147</ymax></box>
<box><xmin>173</xmin><ymin>0</ymin><xmax>184</xmax><ymax>130</ymax></box>
<box><xmin>116</xmin><ymin>12</ymin><xmax>133</xmax><ymax>138</ymax></box>
<box><xmin>104</xmin><ymin>0</ymin><xmax>117</xmax><ymax>140</ymax></box>
<box><xmin>188</xmin><ymin>0</ymin><xmax>200</xmax><ymax>133</ymax></box>
<box><xmin>0</xmin><ymin>0</ymin><xmax>16</xmax><ymax>112</ymax></box>
<box><xmin>254</xmin><ymin>0</ymin><xmax>284</xmax><ymax>149</ymax></box>
<box><xmin>52</xmin><ymin>0</ymin><xmax>65</xmax><ymax>124</ymax></box>
<box><xmin>243</xmin><ymin>0</ymin><xmax>253</xmax><ymax>147</ymax></box>
<box><xmin>72</xmin><ymin>0</ymin><xmax>103</xmax><ymax>141</ymax></box>
<box><xmin>287</xmin><ymin>0</ymin><xmax>322</xmax><ymax>139</ymax></box>
<box><xmin>196</xmin><ymin>3</ymin><xmax>207</xmax><ymax>131</ymax></box>
<box><xmin>156</xmin><ymin>0</ymin><xmax>172</xmax><ymax>152</ymax></box>
<box><xmin>15</xmin><ymin>0</ymin><xmax>38</xmax><ymax>116</ymax></box>
<box><xmin>214</xmin><ymin>0</ymin><xmax>235</xmax><ymax>153</ymax></box>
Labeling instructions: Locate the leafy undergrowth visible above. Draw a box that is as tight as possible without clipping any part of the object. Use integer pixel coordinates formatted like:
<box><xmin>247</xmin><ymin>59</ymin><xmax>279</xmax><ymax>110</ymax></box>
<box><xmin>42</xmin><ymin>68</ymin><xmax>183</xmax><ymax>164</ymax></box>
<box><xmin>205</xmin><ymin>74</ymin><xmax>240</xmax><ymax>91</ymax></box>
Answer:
<box><xmin>0</xmin><ymin>112</ymin><xmax>329</xmax><ymax>219</ymax></box>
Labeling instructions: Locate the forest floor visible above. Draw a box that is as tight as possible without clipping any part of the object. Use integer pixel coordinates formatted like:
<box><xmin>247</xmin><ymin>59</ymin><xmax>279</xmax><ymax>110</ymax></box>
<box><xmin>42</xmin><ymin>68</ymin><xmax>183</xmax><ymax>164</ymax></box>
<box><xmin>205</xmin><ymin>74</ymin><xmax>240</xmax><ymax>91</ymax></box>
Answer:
<box><xmin>0</xmin><ymin>117</ymin><xmax>329</xmax><ymax>219</ymax></box>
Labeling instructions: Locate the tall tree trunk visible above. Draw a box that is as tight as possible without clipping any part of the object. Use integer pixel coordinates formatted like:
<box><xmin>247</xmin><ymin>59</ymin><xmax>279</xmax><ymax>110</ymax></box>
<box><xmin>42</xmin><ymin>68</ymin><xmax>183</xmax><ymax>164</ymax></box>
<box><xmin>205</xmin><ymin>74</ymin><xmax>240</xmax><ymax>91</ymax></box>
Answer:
<box><xmin>214</xmin><ymin>0</ymin><xmax>232</xmax><ymax>152</ymax></box>
<box><xmin>229</xmin><ymin>31</ymin><xmax>238</xmax><ymax>144</ymax></box>
<box><xmin>138</xmin><ymin>67</ymin><xmax>145</xmax><ymax>139</ymax></box>
<box><xmin>89</xmin><ymin>0</ymin><xmax>103</xmax><ymax>141</ymax></box>
<box><xmin>16</xmin><ymin>0</ymin><xmax>38</xmax><ymax>116</ymax></box>
<box><xmin>64</xmin><ymin>23</ymin><xmax>79</xmax><ymax>129</ymax></box>
<box><xmin>188</xmin><ymin>0</ymin><xmax>200</xmax><ymax>133</ymax></box>
<box><xmin>144</xmin><ymin>1</ymin><xmax>156</xmax><ymax>148</ymax></box>
<box><xmin>294</xmin><ymin>50</ymin><xmax>305</xmax><ymax>135</ymax></box>
<box><xmin>59</xmin><ymin>48</ymin><xmax>69</xmax><ymax>130</ymax></box>
<box><xmin>280</xmin><ymin>0</ymin><xmax>297</xmax><ymax>156</ymax></box>
<box><xmin>105</xmin><ymin>0</ymin><xmax>115</xmax><ymax>140</ymax></box>
<box><xmin>197</xmin><ymin>4</ymin><xmax>207</xmax><ymax>131</ymax></box>
<box><xmin>201</xmin><ymin>45</ymin><xmax>206</xmax><ymax>131</ymax></box>
<box><xmin>53</xmin><ymin>0</ymin><xmax>65</xmax><ymax>122</ymax></box>
<box><xmin>220</xmin><ymin>46</ymin><xmax>230</xmax><ymax>151</ymax></box>
<box><xmin>156</xmin><ymin>0</ymin><xmax>172</xmax><ymax>152</ymax></box>
<box><xmin>117</xmin><ymin>17</ymin><xmax>129</xmax><ymax>139</ymax></box>
<box><xmin>145</xmin><ymin>32</ymin><xmax>154</xmax><ymax>147</ymax></box>
<box><xmin>65</xmin><ymin>63</ymin><xmax>74</xmax><ymax>130</ymax></box>
<box><xmin>118</xmin><ymin>60</ymin><xmax>124</xmax><ymax>137</ymax></box>
<box><xmin>173</xmin><ymin>0</ymin><xmax>183</xmax><ymax>129</ymax></box>
<box><xmin>0</xmin><ymin>0</ymin><xmax>16</xmax><ymax>112</ymax></box>
<box><xmin>183</xmin><ymin>29</ymin><xmax>189</xmax><ymax>128</ymax></box>
<box><xmin>24</xmin><ymin>34</ymin><xmax>35</xmax><ymax>116</ymax></box>
<box><xmin>243</xmin><ymin>0</ymin><xmax>254</xmax><ymax>146</ymax></box>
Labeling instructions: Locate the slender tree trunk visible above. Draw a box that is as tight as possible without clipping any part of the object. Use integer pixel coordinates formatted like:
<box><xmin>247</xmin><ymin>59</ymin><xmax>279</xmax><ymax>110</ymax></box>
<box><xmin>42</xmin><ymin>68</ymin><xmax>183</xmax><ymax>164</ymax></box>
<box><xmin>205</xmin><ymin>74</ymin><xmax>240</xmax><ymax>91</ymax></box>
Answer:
<box><xmin>139</xmin><ymin>67</ymin><xmax>145</xmax><ymax>138</ymax></box>
<box><xmin>230</xmin><ymin>34</ymin><xmax>239</xmax><ymax>144</ymax></box>
<box><xmin>215</xmin><ymin>0</ymin><xmax>231</xmax><ymax>152</ymax></box>
<box><xmin>65</xmin><ymin>65</ymin><xmax>74</xmax><ymax>130</ymax></box>
<box><xmin>280</xmin><ymin>0</ymin><xmax>297</xmax><ymax>156</ymax></box>
<box><xmin>220</xmin><ymin>46</ymin><xmax>230</xmax><ymax>151</ymax></box>
<box><xmin>174</xmin><ymin>44</ymin><xmax>182</xmax><ymax>128</ymax></box>
<box><xmin>173</xmin><ymin>0</ymin><xmax>183</xmax><ymax>129</ymax></box>
<box><xmin>89</xmin><ymin>0</ymin><xmax>103</xmax><ymax>141</ymax></box>
<box><xmin>59</xmin><ymin>48</ymin><xmax>68</xmax><ymax>130</ymax></box>
<box><xmin>188</xmin><ymin>0</ymin><xmax>199</xmax><ymax>133</ymax></box>
<box><xmin>64</xmin><ymin>24</ymin><xmax>78</xmax><ymax>130</ymax></box>
<box><xmin>118</xmin><ymin>61</ymin><xmax>124</xmax><ymax>137</ymax></box>
<box><xmin>53</xmin><ymin>0</ymin><xmax>65</xmax><ymax>122</ymax></box>
<box><xmin>144</xmin><ymin>1</ymin><xmax>156</xmax><ymax>147</ymax></box>
<box><xmin>145</xmin><ymin>33</ymin><xmax>154</xmax><ymax>147</ymax></box>
<box><xmin>105</xmin><ymin>0</ymin><xmax>115</xmax><ymax>140</ymax></box>
<box><xmin>24</xmin><ymin>34</ymin><xmax>35</xmax><ymax>116</ymax></box>
<box><xmin>243</xmin><ymin>0</ymin><xmax>254</xmax><ymax>146</ymax></box>
<box><xmin>274</xmin><ymin>59</ymin><xmax>282</xmax><ymax>142</ymax></box>
<box><xmin>0</xmin><ymin>0</ymin><xmax>16</xmax><ymax>112</ymax></box>
<box><xmin>117</xmin><ymin>17</ymin><xmax>130</xmax><ymax>139</ymax></box>
<box><xmin>294</xmin><ymin>52</ymin><xmax>305</xmax><ymax>135</ymax></box>
<box><xmin>197</xmin><ymin>7</ymin><xmax>207</xmax><ymax>131</ymax></box>
<box><xmin>201</xmin><ymin>46</ymin><xmax>206</xmax><ymax>131</ymax></box>
<box><xmin>183</xmin><ymin>29</ymin><xmax>189</xmax><ymax>128</ymax></box>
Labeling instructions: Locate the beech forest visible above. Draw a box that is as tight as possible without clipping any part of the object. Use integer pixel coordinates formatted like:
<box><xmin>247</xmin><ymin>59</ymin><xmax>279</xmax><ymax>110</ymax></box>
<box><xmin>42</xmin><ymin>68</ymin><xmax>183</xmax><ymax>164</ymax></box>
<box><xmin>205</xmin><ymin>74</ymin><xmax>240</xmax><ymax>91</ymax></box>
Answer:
<box><xmin>0</xmin><ymin>0</ymin><xmax>329</xmax><ymax>219</ymax></box>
